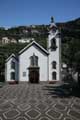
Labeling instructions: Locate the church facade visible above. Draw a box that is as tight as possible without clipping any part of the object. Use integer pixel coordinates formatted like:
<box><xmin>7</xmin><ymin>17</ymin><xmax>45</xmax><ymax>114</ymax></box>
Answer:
<box><xmin>5</xmin><ymin>18</ymin><xmax>61</xmax><ymax>83</ymax></box>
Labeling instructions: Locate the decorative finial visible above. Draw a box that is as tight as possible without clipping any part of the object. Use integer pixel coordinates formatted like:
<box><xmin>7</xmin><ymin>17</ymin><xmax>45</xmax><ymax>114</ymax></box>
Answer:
<box><xmin>51</xmin><ymin>16</ymin><xmax>54</xmax><ymax>23</ymax></box>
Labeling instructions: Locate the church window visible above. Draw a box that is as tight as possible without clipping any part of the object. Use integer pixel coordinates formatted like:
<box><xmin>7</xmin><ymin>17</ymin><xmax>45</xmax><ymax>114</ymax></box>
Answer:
<box><xmin>52</xmin><ymin>61</ymin><xmax>56</xmax><ymax>69</ymax></box>
<box><xmin>11</xmin><ymin>72</ymin><xmax>15</xmax><ymax>80</ymax></box>
<box><xmin>30</xmin><ymin>54</ymin><xmax>38</xmax><ymax>67</ymax></box>
<box><xmin>23</xmin><ymin>72</ymin><xmax>26</xmax><ymax>77</ymax></box>
<box><xmin>52</xmin><ymin>72</ymin><xmax>56</xmax><ymax>80</ymax></box>
<box><xmin>11</xmin><ymin>61</ymin><xmax>15</xmax><ymax>69</ymax></box>
<box><xmin>51</xmin><ymin>38</ymin><xmax>57</xmax><ymax>51</ymax></box>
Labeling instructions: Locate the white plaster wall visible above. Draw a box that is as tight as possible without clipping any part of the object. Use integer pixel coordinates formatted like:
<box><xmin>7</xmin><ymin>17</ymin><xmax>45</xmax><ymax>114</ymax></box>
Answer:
<box><xmin>19</xmin><ymin>44</ymin><xmax>48</xmax><ymax>81</ymax></box>
<box><xmin>6</xmin><ymin>57</ymin><xmax>18</xmax><ymax>81</ymax></box>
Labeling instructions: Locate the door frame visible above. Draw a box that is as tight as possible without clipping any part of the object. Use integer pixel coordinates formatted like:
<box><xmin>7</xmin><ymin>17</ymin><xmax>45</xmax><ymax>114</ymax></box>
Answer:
<box><xmin>28</xmin><ymin>67</ymin><xmax>40</xmax><ymax>83</ymax></box>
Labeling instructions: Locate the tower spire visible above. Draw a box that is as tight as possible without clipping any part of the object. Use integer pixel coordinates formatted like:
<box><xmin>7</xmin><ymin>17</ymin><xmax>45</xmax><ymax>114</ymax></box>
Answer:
<box><xmin>50</xmin><ymin>16</ymin><xmax>57</xmax><ymax>29</ymax></box>
<box><xmin>51</xmin><ymin>16</ymin><xmax>54</xmax><ymax>23</ymax></box>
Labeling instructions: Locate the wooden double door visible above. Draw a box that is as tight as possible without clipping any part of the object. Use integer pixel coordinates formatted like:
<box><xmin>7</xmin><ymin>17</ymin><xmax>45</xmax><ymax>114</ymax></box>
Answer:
<box><xmin>28</xmin><ymin>67</ymin><xmax>39</xmax><ymax>83</ymax></box>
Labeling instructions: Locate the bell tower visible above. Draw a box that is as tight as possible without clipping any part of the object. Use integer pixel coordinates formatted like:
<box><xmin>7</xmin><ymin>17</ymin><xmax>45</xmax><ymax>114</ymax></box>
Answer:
<box><xmin>48</xmin><ymin>17</ymin><xmax>61</xmax><ymax>82</ymax></box>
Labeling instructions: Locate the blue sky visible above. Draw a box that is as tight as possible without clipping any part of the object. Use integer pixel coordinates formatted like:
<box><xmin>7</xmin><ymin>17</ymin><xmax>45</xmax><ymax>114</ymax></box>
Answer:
<box><xmin>0</xmin><ymin>0</ymin><xmax>80</xmax><ymax>28</ymax></box>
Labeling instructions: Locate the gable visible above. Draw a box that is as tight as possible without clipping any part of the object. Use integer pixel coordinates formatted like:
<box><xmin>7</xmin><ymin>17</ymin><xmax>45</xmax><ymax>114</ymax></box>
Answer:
<box><xmin>19</xmin><ymin>44</ymin><xmax>48</xmax><ymax>59</ymax></box>
<box><xmin>5</xmin><ymin>54</ymin><xmax>16</xmax><ymax>63</ymax></box>
<box><xmin>5</xmin><ymin>54</ymin><xmax>18</xmax><ymax>63</ymax></box>
<box><xmin>19</xmin><ymin>41</ymin><xmax>49</xmax><ymax>55</ymax></box>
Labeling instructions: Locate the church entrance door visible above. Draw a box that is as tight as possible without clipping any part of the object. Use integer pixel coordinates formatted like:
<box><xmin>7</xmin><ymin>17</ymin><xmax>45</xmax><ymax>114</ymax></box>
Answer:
<box><xmin>28</xmin><ymin>67</ymin><xmax>39</xmax><ymax>83</ymax></box>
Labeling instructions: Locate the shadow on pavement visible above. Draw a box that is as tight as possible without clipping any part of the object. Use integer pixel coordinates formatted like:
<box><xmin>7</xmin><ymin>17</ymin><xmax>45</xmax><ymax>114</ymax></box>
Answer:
<box><xmin>43</xmin><ymin>80</ymin><xmax>80</xmax><ymax>98</ymax></box>
<box><xmin>44</xmin><ymin>85</ymin><xmax>80</xmax><ymax>98</ymax></box>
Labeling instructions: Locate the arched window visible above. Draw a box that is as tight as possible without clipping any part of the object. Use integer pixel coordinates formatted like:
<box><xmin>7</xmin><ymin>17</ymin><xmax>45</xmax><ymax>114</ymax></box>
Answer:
<box><xmin>11</xmin><ymin>61</ymin><xmax>15</xmax><ymax>69</ymax></box>
<box><xmin>51</xmin><ymin>38</ymin><xmax>57</xmax><ymax>51</ymax></box>
<box><xmin>52</xmin><ymin>72</ymin><xmax>56</xmax><ymax>80</ymax></box>
<box><xmin>52</xmin><ymin>61</ymin><xmax>56</xmax><ymax>69</ymax></box>
<box><xmin>30</xmin><ymin>54</ymin><xmax>38</xmax><ymax>67</ymax></box>
<box><xmin>11</xmin><ymin>72</ymin><xmax>15</xmax><ymax>80</ymax></box>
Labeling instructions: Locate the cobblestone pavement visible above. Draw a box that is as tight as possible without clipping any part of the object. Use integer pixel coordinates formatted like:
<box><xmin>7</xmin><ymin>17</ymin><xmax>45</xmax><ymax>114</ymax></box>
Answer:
<box><xmin>0</xmin><ymin>82</ymin><xmax>80</xmax><ymax>120</ymax></box>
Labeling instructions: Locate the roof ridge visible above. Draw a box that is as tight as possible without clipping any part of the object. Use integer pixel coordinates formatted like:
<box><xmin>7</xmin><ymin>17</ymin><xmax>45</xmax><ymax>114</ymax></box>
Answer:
<box><xmin>19</xmin><ymin>40</ymin><xmax>49</xmax><ymax>55</ymax></box>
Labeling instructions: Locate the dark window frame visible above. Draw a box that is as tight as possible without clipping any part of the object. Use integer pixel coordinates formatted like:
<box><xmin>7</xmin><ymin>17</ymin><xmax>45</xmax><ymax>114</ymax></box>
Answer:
<box><xmin>11</xmin><ymin>72</ymin><xmax>15</xmax><ymax>80</ymax></box>
<box><xmin>51</xmin><ymin>38</ymin><xmax>57</xmax><ymax>51</ymax></box>
<box><xmin>52</xmin><ymin>61</ymin><xmax>56</xmax><ymax>69</ymax></box>
<box><xmin>30</xmin><ymin>54</ymin><xmax>38</xmax><ymax>67</ymax></box>
<box><xmin>52</xmin><ymin>72</ymin><xmax>56</xmax><ymax>80</ymax></box>
<box><xmin>11</xmin><ymin>61</ymin><xmax>15</xmax><ymax>69</ymax></box>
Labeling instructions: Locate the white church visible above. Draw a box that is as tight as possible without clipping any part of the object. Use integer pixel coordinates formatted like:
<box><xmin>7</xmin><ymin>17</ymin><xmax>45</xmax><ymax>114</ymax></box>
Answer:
<box><xmin>5</xmin><ymin>17</ymin><xmax>61</xmax><ymax>83</ymax></box>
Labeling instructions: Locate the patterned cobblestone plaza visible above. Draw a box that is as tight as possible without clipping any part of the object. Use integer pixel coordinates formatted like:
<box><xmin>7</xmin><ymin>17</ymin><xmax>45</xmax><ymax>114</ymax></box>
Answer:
<box><xmin>0</xmin><ymin>82</ymin><xmax>80</xmax><ymax>120</ymax></box>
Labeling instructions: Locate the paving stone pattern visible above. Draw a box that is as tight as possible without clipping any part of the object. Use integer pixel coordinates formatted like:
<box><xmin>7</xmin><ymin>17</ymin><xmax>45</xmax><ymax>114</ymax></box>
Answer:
<box><xmin>0</xmin><ymin>82</ymin><xmax>80</xmax><ymax>120</ymax></box>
